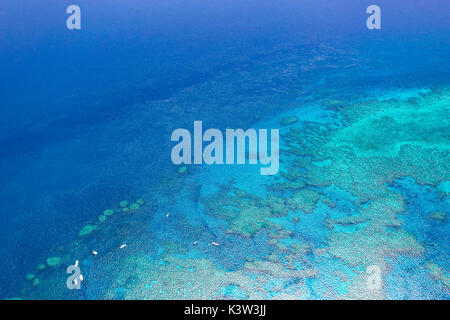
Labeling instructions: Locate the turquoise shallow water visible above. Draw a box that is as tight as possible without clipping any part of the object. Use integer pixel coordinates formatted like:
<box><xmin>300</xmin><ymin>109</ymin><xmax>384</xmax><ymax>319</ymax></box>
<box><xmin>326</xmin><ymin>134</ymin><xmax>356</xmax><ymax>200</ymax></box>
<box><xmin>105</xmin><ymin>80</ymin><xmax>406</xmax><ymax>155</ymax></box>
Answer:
<box><xmin>0</xmin><ymin>1</ymin><xmax>449</xmax><ymax>299</ymax></box>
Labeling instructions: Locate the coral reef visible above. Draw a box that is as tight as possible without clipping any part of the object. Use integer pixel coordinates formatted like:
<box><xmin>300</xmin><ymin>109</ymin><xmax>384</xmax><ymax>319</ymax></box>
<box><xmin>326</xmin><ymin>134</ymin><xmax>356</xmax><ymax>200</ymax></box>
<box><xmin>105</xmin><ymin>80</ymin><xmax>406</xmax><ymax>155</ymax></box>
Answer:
<box><xmin>426</xmin><ymin>262</ymin><xmax>450</xmax><ymax>289</ymax></box>
<box><xmin>119</xmin><ymin>201</ymin><xmax>129</xmax><ymax>208</ymax></box>
<box><xmin>429</xmin><ymin>211</ymin><xmax>446</xmax><ymax>222</ymax></box>
<box><xmin>37</xmin><ymin>264</ymin><xmax>46</xmax><ymax>271</ymax></box>
<box><xmin>98</xmin><ymin>215</ymin><xmax>107</xmax><ymax>223</ymax></box>
<box><xmin>105</xmin><ymin>255</ymin><xmax>230</xmax><ymax>299</ymax></box>
<box><xmin>271</xmin><ymin>87</ymin><xmax>449</xmax><ymax>298</ymax></box>
<box><xmin>286</xmin><ymin>189</ymin><xmax>321</xmax><ymax>214</ymax></box>
<box><xmin>45</xmin><ymin>257</ymin><xmax>62</xmax><ymax>268</ymax></box>
<box><xmin>103</xmin><ymin>209</ymin><xmax>114</xmax><ymax>216</ymax></box>
<box><xmin>280</xmin><ymin>115</ymin><xmax>299</xmax><ymax>126</ymax></box>
<box><xmin>205</xmin><ymin>187</ymin><xmax>287</xmax><ymax>237</ymax></box>
<box><xmin>25</xmin><ymin>274</ymin><xmax>35</xmax><ymax>281</ymax></box>
<box><xmin>178</xmin><ymin>166</ymin><xmax>187</xmax><ymax>174</ymax></box>
<box><xmin>12</xmin><ymin>83</ymin><xmax>449</xmax><ymax>300</ymax></box>
<box><xmin>78</xmin><ymin>224</ymin><xmax>97</xmax><ymax>237</ymax></box>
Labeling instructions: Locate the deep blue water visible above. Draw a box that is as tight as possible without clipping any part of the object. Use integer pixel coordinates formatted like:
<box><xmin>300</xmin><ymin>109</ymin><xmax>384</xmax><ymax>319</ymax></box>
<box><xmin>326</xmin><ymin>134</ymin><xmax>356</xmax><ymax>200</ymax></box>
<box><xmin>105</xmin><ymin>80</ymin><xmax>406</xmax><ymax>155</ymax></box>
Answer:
<box><xmin>0</xmin><ymin>0</ymin><xmax>449</xmax><ymax>299</ymax></box>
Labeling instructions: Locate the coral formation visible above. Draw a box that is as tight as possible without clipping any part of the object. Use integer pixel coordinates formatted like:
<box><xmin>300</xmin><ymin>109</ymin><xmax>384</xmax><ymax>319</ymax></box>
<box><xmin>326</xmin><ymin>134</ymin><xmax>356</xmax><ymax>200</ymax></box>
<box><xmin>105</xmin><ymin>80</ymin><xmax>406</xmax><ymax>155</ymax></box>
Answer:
<box><xmin>129</xmin><ymin>203</ymin><xmax>140</xmax><ymax>211</ymax></box>
<box><xmin>426</xmin><ymin>262</ymin><xmax>450</xmax><ymax>289</ymax></box>
<box><xmin>280</xmin><ymin>115</ymin><xmax>299</xmax><ymax>126</ymax></box>
<box><xmin>205</xmin><ymin>187</ymin><xmax>287</xmax><ymax>237</ymax></box>
<box><xmin>78</xmin><ymin>224</ymin><xmax>97</xmax><ymax>237</ymax></box>
<box><xmin>105</xmin><ymin>255</ymin><xmax>230</xmax><ymax>299</ymax></box>
<box><xmin>278</xmin><ymin>88</ymin><xmax>450</xmax><ymax>297</ymax></box>
<box><xmin>119</xmin><ymin>201</ymin><xmax>129</xmax><ymax>208</ymax></box>
<box><xmin>25</xmin><ymin>274</ymin><xmax>35</xmax><ymax>281</ymax></box>
<box><xmin>45</xmin><ymin>257</ymin><xmax>62</xmax><ymax>268</ymax></box>
<box><xmin>37</xmin><ymin>264</ymin><xmax>46</xmax><ymax>271</ymax></box>
<box><xmin>11</xmin><ymin>74</ymin><xmax>449</xmax><ymax>300</ymax></box>
<box><xmin>429</xmin><ymin>211</ymin><xmax>446</xmax><ymax>222</ymax></box>
<box><xmin>103</xmin><ymin>209</ymin><xmax>114</xmax><ymax>216</ymax></box>
<box><xmin>287</xmin><ymin>189</ymin><xmax>320</xmax><ymax>214</ymax></box>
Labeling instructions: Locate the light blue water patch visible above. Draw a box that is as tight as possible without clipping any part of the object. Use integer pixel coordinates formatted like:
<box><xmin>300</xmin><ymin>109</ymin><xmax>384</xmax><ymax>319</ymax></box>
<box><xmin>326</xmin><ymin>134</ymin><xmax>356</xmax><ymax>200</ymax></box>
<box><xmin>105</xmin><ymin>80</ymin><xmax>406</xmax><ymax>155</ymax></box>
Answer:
<box><xmin>438</xmin><ymin>181</ymin><xmax>450</xmax><ymax>194</ymax></box>
<box><xmin>221</xmin><ymin>284</ymin><xmax>248</xmax><ymax>299</ymax></box>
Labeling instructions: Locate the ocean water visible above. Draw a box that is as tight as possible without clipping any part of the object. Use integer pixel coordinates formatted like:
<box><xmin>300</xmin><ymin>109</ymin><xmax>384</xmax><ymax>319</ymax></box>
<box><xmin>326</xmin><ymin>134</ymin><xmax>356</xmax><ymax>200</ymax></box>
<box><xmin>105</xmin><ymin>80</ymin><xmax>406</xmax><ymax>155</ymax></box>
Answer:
<box><xmin>0</xmin><ymin>0</ymin><xmax>449</xmax><ymax>299</ymax></box>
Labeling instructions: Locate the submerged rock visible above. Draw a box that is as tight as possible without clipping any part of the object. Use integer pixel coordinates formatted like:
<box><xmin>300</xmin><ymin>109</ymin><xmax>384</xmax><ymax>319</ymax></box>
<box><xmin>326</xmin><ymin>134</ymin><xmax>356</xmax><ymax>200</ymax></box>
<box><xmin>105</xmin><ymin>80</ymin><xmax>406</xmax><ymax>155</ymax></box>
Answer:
<box><xmin>78</xmin><ymin>224</ymin><xmax>97</xmax><ymax>237</ymax></box>
<box><xmin>103</xmin><ymin>209</ymin><xmax>114</xmax><ymax>216</ymax></box>
<box><xmin>46</xmin><ymin>257</ymin><xmax>62</xmax><ymax>268</ymax></box>
<box><xmin>98</xmin><ymin>215</ymin><xmax>107</xmax><ymax>223</ymax></box>
<box><xmin>130</xmin><ymin>203</ymin><xmax>140</xmax><ymax>211</ymax></box>
<box><xmin>37</xmin><ymin>264</ymin><xmax>46</xmax><ymax>271</ymax></box>
<box><xmin>178</xmin><ymin>166</ymin><xmax>187</xmax><ymax>174</ymax></box>
<box><xmin>429</xmin><ymin>211</ymin><xmax>446</xmax><ymax>222</ymax></box>
<box><xmin>280</xmin><ymin>116</ymin><xmax>299</xmax><ymax>126</ymax></box>
<box><xmin>25</xmin><ymin>273</ymin><xmax>35</xmax><ymax>281</ymax></box>
<box><xmin>119</xmin><ymin>201</ymin><xmax>129</xmax><ymax>208</ymax></box>
<box><xmin>322</xmin><ymin>99</ymin><xmax>346</xmax><ymax>108</ymax></box>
